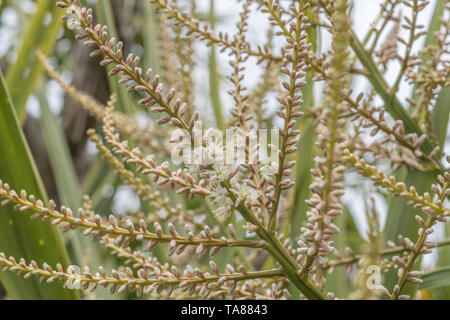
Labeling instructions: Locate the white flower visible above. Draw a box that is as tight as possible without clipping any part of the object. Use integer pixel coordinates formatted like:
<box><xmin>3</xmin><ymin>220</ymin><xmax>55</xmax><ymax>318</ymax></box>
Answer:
<box><xmin>243</xmin><ymin>222</ymin><xmax>258</xmax><ymax>234</ymax></box>
<box><xmin>209</xmin><ymin>185</ymin><xmax>234</xmax><ymax>218</ymax></box>
<box><xmin>204</xmin><ymin>140</ymin><xmax>225</xmax><ymax>164</ymax></box>
<box><xmin>66</xmin><ymin>5</ymin><xmax>82</xmax><ymax>30</ymax></box>
<box><xmin>209</xmin><ymin>185</ymin><xmax>229</xmax><ymax>205</ymax></box>
<box><xmin>246</xmin><ymin>188</ymin><xmax>262</xmax><ymax>207</ymax></box>
<box><xmin>260</xmin><ymin>161</ymin><xmax>279</xmax><ymax>177</ymax></box>
<box><xmin>232</xmin><ymin>183</ymin><xmax>262</xmax><ymax>208</ymax></box>
<box><xmin>232</xmin><ymin>183</ymin><xmax>250</xmax><ymax>206</ymax></box>
<box><xmin>211</xmin><ymin>163</ymin><xmax>231</xmax><ymax>183</ymax></box>
<box><xmin>213</xmin><ymin>204</ymin><xmax>232</xmax><ymax>218</ymax></box>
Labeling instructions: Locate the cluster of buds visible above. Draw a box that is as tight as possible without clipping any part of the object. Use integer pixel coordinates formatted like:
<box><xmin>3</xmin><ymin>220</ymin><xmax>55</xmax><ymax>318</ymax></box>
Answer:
<box><xmin>38</xmin><ymin>54</ymin><xmax>169</xmax><ymax>154</ymax></box>
<box><xmin>343</xmin><ymin>151</ymin><xmax>450</xmax><ymax>218</ymax></box>
<box><xmin>261</xmin><ymin>0</ymin><xmax>311</xmax><ymax>231</ymax></box>
<box><xmin>227</xmin><ymin>0</ymin><xmax>252</xmax><ymax>130</ymax></box>
<box><xmin>57</xmin><ymin>1</ymin><xmax>200</xmax><ymax>138</ymax></box>
<box><xmin>0</xmin><ymin>180</ymin><xmax>263</xmax><ymax>256</ymax></box>
<box><xmin>88</xmin><ymin>127</ymin><xmax>200</xmax><ymax>228</ymax></box>
<box><xmin>297</xmin><ymin>0</ymin><xmax>350</xmax><ymax>283</ymax></box>
<box><xmin>349</xmin><ymin>93</ymin><xmax>440</xmax><ymax>166</ymax></box>
<box><xmin>151</xmin><ymin>0</ymin><xmax>280</xmax><ymax>64</ymax></box>
<box><xmin>0</xmin><ymin>252</ymin><xmax>282</xmax><ymax>299</ymax></box>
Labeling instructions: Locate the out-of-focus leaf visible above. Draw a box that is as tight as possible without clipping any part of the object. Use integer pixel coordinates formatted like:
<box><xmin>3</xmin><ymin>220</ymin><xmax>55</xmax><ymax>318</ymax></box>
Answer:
<box><xmin>289</xmin><ymin>119</ymin><xmax>315</xmax><ymax>240</ymax></box>
<box><xmin>420</xmin><ymin>267</ymin><xmax>450</xmax><ymax>290</ymax></box>
<box><xmin>0</xmin><ymin>0</ymin><xmax>7</xmax><ymax>16</ymax></box>
<box><xmin>324</xmin><ymin>212</ymin><xmax>347</xmax><ymax>297</ymax></box>
<box><xmin>7</xmin><ymin>3</ymin><xmax>63</xmax><ymax>122</ymax></box>
<box><xmin>38</xmin><ymin>83</ymin><xmax>129</xmax><ymax>299</ymax></box>
<box><xmin>6</xmin><ymin>1</ymin><xmax>52</xmax><ymax>89</ymax></box>
<box><xmin>434</xmin><ymin>87</ymin><xmax>450</xmax><ymax>301</ymax></box>
<box><xmin>81</xmin><ymin>156</ymin><xmax>118</xmax><ymax>210</ymax></box>
<box><xmin>0</xmin><ymin>70</ymin><xmax>78</xmax><ymax>299</ymax></box>
<box><xmin>143</xmin><ymin>1</ymin><xmax>162</xmax><ymax>74</ymax></box>
<box><xmin>37</xmin><ymin>85</ymin><xmax>85</xmax><ymax>262</ymax></box>
<box><xmin>326</xmin><ymin>205</ymin><xmax>365</xmax><ymax>298</ymax></box>
<box><xmin>38</xmin><ymin>90</ymin><xmax>82</xmax><ymax>210</ymax></box>
<box><xmin>432</xmin><ymin>88</ymin><xmax>450</xmax><ymax>150</ymax></box>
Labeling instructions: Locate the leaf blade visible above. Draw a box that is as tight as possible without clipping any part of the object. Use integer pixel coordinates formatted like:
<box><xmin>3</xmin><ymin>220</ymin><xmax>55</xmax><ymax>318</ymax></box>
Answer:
<box><xmin>420</xmin><ymin>267</ymin><xmax>450</xmax><ymax>290</ymax></box>
<box><xmin>0</xmin><ymin>70</ymin><xmax>78</xmax><ymax>300</ymax></box>
<box><xmin>6</xmin><ymin>3</ymin><xmax>64</xmax><ymax>121</ymax></box>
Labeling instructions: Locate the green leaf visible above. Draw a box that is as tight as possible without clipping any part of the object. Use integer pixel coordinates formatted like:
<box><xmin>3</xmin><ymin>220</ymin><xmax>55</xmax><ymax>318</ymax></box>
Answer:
<box><xmin>37</xmin><ymin>84</ymin><xmax>85</xmax><ymax>263</ymax></box>
<box><xmin>289</xmin><ymin>118</ymin><xmax>315</xmax><ymax>240</ymax></box>
<box><xmin>432</xmin><ymin>88</ymin><xmax>450</xmax><ymax>150</ymax></box>
<box><xmin>0</xmin><ymin>70</ymin><xmax>79</xmax><ymax>299</ymax></box>
<box><xmin>38</xmin><ymin>83</ymin><xmax>127</xmax><ymax>299</ymax></box>
<box><xmin>142</xmin><ymin>1</ymin><xmax>162</xmax><ymax>74</ymax></box>
<box><xmin>6</xmin><ymin>3</ymin><xmax>64</xmax><ymax>122</ymax></box>
<box><xmin>420</xmin><ymin>267</ymin><xmax>450</xmax><ymax>290</ymax></box>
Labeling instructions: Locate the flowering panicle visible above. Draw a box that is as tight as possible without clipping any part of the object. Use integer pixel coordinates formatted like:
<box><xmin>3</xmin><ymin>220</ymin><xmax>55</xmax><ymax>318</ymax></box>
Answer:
<box><xmin>87</xmin><ymin>127</ymin><xmax>200</xmax><ymax>229</ymax></box>
<box><xmin>367</xmin><ymin>0</ymin><xmax>402</xmax><ymax>55</ymax></box>
<box><xmin>58</xmin><ymin>0</ymin><xmax>199</xmax><ymax>140</ymax></box>
<box><xmin>151</xmin><ymin>0</ymin><xmax>283</xmax><ymax>64</ymax></box>
<box><xmin>0</xmin><ymin>252</ymin><xmax>284</xmax><ymax>299</ymax></box>
<box><xmin>297</xmin><ymin>0</ymin><xmax>350</xmax><ymax>286</ymax></box>
<box><xmin>38</xmin><ymin>51</ymin><xmax>168</xmax><ymax>154</ymax></box>
<box><xmin>1</xmin><ymin>0</ymin><xmax>449</xmax><ymax>301</ymax></box>
<box><xmin>407</xmin><ymin>4</ymin><xmax>450</xmax><ymax>149</ymax></box>
<box><xmin>391</xmin><ymin>0</ymin><xmax>429</xmax><ymax>94</ymax></box>
<box><xmin>261</xmin><ymin>0</ymin><xmax>311</xmax><ymax>232</ymax></box>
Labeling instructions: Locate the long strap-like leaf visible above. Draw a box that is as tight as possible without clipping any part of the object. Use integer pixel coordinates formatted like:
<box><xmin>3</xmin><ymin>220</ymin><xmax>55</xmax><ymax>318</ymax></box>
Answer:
<box><xmin>7</xmin><ymin>2</ymin><xmax>64</xmax><ymax>122</ymax></box>
<box><xmin>0</xmin><ymin>71</ymin><xmax>79</xmax><ymax>300</ymax></box>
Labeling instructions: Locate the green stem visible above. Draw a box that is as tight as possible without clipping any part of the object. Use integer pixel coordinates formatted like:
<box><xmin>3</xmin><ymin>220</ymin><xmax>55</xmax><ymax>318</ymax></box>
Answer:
<box><xmin>222</xmin><ymin>181</ymin><xmax>326</xmax><ymax>300</ymax></box>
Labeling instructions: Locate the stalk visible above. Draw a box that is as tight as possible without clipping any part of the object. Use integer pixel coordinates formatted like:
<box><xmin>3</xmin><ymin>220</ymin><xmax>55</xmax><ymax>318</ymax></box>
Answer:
<box><xmin>222</xmin><ymin>181</ymin><xmax>326</xmax><ymax>300</ymax></box>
